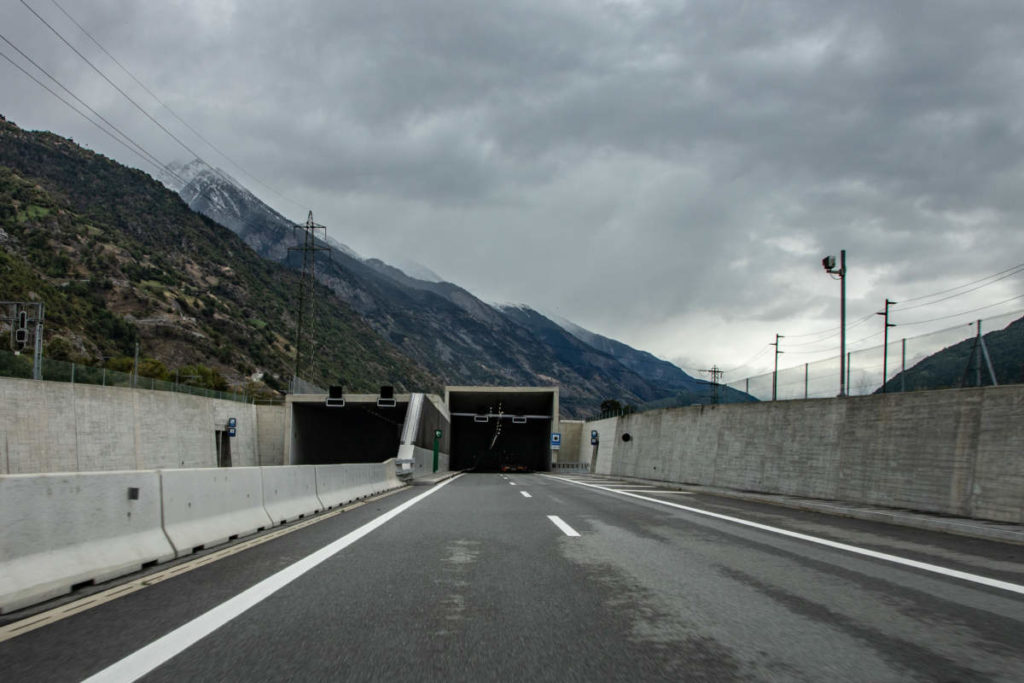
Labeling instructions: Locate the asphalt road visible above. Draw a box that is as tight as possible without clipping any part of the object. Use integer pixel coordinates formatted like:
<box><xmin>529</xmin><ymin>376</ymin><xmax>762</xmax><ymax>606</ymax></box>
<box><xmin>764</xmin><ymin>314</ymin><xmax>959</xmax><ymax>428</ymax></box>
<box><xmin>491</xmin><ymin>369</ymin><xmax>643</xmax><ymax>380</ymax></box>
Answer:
<box><xmin>3</xmin><ymin>472</ymin><xmax>1023</xmax><ymax>682</ymax></box>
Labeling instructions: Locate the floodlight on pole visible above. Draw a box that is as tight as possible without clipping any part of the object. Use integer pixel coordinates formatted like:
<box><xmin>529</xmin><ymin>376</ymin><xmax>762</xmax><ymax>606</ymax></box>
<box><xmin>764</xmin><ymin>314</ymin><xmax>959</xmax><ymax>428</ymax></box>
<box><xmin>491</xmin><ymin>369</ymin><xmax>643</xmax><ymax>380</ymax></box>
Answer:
<box><xmin>822</xmin><ymin>249</ymin><xmax>847</xmax><ymax>396</ymax></box>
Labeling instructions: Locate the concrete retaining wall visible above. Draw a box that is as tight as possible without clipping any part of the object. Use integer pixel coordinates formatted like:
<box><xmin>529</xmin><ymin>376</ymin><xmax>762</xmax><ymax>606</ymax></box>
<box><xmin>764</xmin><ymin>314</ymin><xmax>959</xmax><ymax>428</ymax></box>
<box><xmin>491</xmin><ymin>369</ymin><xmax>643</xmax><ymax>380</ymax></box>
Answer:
<box><xmin>0</xmin><ymin>471</ymin><xmax>175</xmax><ymax>614</ymax></box>
<box><xmin>262</xmin><ymin>466</ymin><xmax>322</xmax><ymax>524</ymax></box>
<box><xmin>598</xmin><ymin>385</ymin><xmax>1024</xmax><ymax>523</ymax></box>
<box><xmin>585</xmin><ymin>417</ymin><xmax>620</xmax><ymax>475</ymax></box>
<box><xmin>0</xmin><ymin>377</ymin><xmax>285</xmax><ymax>473</ymax></box>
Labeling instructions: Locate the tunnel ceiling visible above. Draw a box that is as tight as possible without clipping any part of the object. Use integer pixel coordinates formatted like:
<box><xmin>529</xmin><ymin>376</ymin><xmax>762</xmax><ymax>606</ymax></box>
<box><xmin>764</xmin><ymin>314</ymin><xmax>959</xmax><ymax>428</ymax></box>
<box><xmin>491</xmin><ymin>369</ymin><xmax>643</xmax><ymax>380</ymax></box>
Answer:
<box><xmin>447</xmin><ymin>388</ymin><xmax>555</xmax><ymax>417</ymax></box>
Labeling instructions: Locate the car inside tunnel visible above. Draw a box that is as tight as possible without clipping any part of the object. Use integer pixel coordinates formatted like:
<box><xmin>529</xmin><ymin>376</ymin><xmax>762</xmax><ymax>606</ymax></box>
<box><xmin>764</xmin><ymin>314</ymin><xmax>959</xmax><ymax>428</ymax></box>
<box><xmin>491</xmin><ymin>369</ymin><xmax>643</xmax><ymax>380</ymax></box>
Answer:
<box><xmin>290</xmin><ymin>400</ymin><xmax>408</xmax><ymax>465</ymax></box>
<box><xmin>447</xmin><ymin>388</ymin><xmax>556</xmax><ymax>472</ymax></box>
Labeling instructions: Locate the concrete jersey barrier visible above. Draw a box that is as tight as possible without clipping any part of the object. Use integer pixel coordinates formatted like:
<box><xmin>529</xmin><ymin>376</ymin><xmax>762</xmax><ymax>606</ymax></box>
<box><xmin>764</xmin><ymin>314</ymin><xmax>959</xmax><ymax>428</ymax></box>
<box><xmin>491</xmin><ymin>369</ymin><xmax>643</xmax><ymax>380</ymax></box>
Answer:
<box><xmin>0</xmin><ymin>471</ymin><xmax>174</xmax><ymax>614</ymax></box>
<box><xmin>160</xmin><ymin>468</ymin><xmax>272</xmax><ymax>557</ymax></box>
<box><xmin>262</xmin><ymin>466</ymin><xmax>322</xmax><ymax>524</ymax></box>
<box><xmin>316</xmin><ymin>462</ymin><xmax>400</xmax><ymax>509</ymax></box>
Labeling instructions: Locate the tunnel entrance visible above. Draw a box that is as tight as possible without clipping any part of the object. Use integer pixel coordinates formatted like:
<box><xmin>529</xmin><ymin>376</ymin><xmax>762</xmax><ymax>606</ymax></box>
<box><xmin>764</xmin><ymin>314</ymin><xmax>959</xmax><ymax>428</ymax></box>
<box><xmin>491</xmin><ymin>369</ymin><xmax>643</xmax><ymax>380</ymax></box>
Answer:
<box><xmin>447</xmin><ymin>387</ymin><xmax>558</xmax><ymax>472</ymax></box>
<box><xmin>289</xmin><ymin>396</ymin><xmax>409</xmax><ymax>465</ymax></box>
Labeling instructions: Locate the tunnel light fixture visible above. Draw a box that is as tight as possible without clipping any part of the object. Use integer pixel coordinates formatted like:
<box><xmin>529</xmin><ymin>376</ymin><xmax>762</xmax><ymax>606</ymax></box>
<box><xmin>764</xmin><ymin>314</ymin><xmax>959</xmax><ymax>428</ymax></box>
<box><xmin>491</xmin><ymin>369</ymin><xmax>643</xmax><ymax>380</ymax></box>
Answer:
<box><xmin>512</xmin><ymin>416</ymin><xmax>527</xmax><ymax>424</ymax></box>
<box><xmin>474</xmin><ymin>415</ymin><xmax>489</xmax><ymax>423</ymax></box>
<box><xmin>326</xmin><ymin>385</ymin><xmax>345</xmax><ymax>408</ymax></box>
<box><xmin>377</xmin><ymin>385</ymin><xmax>396</xmax><ymax>408</ymax></box>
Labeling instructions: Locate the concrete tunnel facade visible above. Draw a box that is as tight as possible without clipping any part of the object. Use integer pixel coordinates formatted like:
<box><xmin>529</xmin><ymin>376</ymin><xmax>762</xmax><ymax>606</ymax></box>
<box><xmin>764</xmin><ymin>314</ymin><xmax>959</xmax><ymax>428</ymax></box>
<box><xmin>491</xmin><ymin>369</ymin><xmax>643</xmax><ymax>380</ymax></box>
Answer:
<box><xmin>285</xmin><ymin>387</ymin><xmax>559</xmax><ymax>473</ymax></box>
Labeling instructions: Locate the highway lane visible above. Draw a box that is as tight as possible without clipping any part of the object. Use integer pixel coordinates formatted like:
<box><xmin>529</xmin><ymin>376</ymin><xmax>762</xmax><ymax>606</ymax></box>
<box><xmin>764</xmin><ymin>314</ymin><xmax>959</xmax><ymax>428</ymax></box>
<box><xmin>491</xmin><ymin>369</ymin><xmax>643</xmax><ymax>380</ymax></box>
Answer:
<box><xmin>2</xmin><ymin>472</ymin><xmax>1023</xmax><ymax>681</ymax></box>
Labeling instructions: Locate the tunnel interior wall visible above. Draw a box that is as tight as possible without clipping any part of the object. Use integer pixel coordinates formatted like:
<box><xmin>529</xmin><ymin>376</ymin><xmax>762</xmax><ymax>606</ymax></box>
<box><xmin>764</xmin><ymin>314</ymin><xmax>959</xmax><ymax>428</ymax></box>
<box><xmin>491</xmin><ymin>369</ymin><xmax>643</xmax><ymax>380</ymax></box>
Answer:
<box><xmin>291</xmin><ymin>403</ymin><xmax>407</xmax><ymax>465</ymax></box>
<box><xmin>413</xmin><ymin>395</ymin><xmax>451</xmax><ymax>453</ymax></box>
<box><xmin>450</xmin><ymin>417</ymin><xmax>551</xmax><ymax>472</ymax></box>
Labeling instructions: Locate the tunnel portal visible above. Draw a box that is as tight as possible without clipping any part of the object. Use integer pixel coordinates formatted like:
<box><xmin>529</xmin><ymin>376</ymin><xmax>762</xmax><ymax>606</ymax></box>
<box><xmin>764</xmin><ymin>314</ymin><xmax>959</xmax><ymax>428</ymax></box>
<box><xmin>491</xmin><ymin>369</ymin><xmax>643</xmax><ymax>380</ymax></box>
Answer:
<box><xmin>446</xmin><ymin>387</ymin><xmax>558</xmax><ymax>472</ymax></box>
<box><xmin>289</xmin><ymin>396</ymin><xmax>409</xmax><ymax>465</ymax></box>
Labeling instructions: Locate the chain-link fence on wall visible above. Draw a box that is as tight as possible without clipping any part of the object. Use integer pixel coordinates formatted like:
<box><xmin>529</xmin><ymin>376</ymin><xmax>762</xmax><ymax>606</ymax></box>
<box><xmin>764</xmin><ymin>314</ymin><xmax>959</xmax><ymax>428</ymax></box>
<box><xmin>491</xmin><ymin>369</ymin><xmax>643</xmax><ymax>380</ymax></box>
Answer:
<box><xmin>0</xmin><ymin>348</ymin><xmax>252</xmax><ymax>403</ymax></box>
<box><xmin>728</xmin><ymin>309</ymin><xmax>1023</xmax><ymax>402</ymax></box>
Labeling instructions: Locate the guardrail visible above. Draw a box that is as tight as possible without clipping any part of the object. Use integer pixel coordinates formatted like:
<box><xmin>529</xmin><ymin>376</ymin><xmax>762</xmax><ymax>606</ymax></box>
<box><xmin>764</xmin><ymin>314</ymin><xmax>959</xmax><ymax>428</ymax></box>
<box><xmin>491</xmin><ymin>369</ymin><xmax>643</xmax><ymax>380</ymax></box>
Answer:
<box><xmin>551</xmin><ymin>462</ymin><xmax>590</xmax><ymax>473</ymax></box>
<box><xmin>0</xmin><ymin>462</ymin><xmax>403</xmax><ymax>614</ymax></box>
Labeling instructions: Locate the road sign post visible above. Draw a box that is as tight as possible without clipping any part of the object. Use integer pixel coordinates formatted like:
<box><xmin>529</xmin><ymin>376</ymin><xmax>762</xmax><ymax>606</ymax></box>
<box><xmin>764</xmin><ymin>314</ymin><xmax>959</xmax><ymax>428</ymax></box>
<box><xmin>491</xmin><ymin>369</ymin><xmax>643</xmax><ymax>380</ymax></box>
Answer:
<box><xmin>433</xmin><ymin>429</ymin><xmax>442</xmax><ymax>473</ymax></box>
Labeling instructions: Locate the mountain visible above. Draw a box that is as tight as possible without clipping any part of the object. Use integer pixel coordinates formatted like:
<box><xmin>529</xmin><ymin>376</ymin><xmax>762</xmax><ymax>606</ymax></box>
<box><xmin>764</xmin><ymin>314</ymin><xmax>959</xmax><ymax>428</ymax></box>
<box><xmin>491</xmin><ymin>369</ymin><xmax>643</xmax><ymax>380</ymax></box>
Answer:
<box><xmin>0</xmin><ymin>115</ymin><xmax>437</xmax><ymax>394</ymax></box>
<box><xmin>881</xmin><ymin>315</ymin><xmax>1024</xmax><ymax>392</ymax></box>
<box><xmin>545</xmin><ymin>311</ymin><xmax>707</xmax><ymax>395</ymax></box>
<box><xmin>163</xmin><ymin>158</ymin><xmax>697</xmax><ymax>415</ymax></box>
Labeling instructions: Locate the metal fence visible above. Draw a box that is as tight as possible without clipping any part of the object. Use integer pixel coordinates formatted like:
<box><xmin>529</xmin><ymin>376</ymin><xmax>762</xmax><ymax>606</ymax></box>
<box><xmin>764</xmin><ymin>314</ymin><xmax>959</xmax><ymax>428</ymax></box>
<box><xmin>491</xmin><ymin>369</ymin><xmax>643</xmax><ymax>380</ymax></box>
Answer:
<box><xmin>727</xmin><ymin>309</ymin><xmax>1023</xmax><ymax>402</ymax></box>
<box><xmin>0</xmin><ymin>348</ymin><xmax>252</xmax><ymax>403</ymax></box>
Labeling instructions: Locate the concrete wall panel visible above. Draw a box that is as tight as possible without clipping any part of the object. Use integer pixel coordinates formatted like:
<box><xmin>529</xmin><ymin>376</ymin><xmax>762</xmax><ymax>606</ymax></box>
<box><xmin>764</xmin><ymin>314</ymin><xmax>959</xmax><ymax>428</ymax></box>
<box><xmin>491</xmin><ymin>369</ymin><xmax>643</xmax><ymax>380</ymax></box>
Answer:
<box><xmin>0</xmin><ymin>377</ymin><xmax>264</xmax><ymax>474</ymax></box>
<box><xmin>262</xmin><ymin>466</ymin><xmax>322</xmax><ymax>524</ymax></box>
<box><xmin>0</xmin><ymin>471</ymin><xmax>174</xmax><ymax>614</ymax></box>
<box><xmin>586</xmin><ymin>385</ymin><xmax>1024</xmax><ymax>523</ymax></box>
<box><xmin>315</xmin><ymin>462</ymin><xmax>394</xmax><ymax>508</ymax></box>
<box><xmin>160</xmin><ymin>468</ymin><xmax>272</xmax><ymax>556</ymax></box>
<box><xmin>256</xmin><ymin>404</ymin><xmax>286</xmax><ymax>466</ymax></box>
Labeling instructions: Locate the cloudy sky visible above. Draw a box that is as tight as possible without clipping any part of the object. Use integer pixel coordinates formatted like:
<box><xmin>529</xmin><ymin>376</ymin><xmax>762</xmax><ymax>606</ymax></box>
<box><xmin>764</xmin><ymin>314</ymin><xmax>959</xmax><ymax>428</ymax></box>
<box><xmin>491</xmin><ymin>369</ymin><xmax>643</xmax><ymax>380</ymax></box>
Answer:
<box><xmin>2</xmin><ymin>0</ymin><xmax>1024</xmax><ymax>381</ymax></box>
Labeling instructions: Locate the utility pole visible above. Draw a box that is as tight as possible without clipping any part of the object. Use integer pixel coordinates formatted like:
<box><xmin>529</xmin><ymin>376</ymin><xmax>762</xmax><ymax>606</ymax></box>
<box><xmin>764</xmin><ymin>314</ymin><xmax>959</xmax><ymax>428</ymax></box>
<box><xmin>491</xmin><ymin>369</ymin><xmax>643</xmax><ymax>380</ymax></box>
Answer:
<box><xmin>876</xmin><ymin>298</ymin><xmax>896</xmax><ymax>392</ymax></box>
<box><xmin>770</xmin><ymin>334</ymin><xmax>784</xmax><ymax>401</ymax></box>
<box><xmin>822</xmin><ymin>250</ymin><xmax>847</xmax><ymax>396</ymax></box>
<box><xmin>700</xmin><ymin>365</ymin><xmax>724</xmax><ymax>404</ymax></box>
<box><xmin>289</xmin><ymin>211</ymin><xmax>330</xmax><ymax>381</ymax></box>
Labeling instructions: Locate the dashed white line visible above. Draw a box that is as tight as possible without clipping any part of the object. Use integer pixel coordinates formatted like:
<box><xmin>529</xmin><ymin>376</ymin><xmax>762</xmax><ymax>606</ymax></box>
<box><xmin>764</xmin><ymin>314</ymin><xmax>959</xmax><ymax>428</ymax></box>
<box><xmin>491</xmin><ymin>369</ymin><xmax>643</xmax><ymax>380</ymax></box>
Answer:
<box><xmin>509</xmin><ymin>482</ymin><xmax>517</xmax><ymax>486</ymax></box>
<box><xmin>543</xmin><ymin>475</ymin><xmax>1024</xmax><ymax>596</ymax></box>
<box><xmin>548</xmin><ymin>515</ymin><xmax>581</xmax><ymax>537</ymax></box>
<box><xmin>520</xmin><ymin>491</ymin><xmax>532</xmax><ymax>498</ymax></box>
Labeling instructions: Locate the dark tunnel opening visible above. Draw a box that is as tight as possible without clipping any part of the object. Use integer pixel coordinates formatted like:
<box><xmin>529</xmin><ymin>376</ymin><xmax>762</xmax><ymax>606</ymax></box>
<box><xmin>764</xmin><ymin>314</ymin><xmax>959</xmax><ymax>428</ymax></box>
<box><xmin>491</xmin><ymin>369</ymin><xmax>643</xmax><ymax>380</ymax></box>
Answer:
<box><xmin>449</xmin><ymin>416</ymin><xmax>552</xmax><ymax>472</ymax></box>
<box><xmin>447</xmin><ymin>389</ymin><xmax>556</xmax><ymax>472</ymax></box>
<box><xmin>290</xmin><ymin>402</ymin><xmax>408</xmax><ymax>465</ymax></box>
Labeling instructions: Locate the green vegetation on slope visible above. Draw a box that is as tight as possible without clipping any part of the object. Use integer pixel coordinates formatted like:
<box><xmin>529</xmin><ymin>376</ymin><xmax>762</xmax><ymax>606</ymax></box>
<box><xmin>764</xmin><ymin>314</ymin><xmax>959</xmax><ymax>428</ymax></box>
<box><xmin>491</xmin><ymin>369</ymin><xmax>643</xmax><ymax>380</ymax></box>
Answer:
<box><xmin>0</xmin><ymin>115</ymin><xmax>438</xmax><ymax>393</ymax></box>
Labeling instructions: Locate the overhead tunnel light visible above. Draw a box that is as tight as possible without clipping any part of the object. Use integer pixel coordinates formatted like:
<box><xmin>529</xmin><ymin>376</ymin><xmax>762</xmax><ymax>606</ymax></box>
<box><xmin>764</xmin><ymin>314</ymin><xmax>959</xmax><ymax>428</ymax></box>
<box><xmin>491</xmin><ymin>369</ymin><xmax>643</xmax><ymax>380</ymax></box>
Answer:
<box><xmin>474</xmin><ymin>415</ymin><xmax>489</xmax><ymax>423</ymax></box>
<box><xmin>326</xmin><ymin>385</ymin><xmax>345</xmax><ymax>408</ymax></box>
<box><xmin>512</xmin><ymin>416</ymin><xmax>527</xmax><ymax>424</ymax></box>
<box><xmin>377</xmin><ymin>385</ymin><xmax>396</xmax><ymax>408</ymax></box>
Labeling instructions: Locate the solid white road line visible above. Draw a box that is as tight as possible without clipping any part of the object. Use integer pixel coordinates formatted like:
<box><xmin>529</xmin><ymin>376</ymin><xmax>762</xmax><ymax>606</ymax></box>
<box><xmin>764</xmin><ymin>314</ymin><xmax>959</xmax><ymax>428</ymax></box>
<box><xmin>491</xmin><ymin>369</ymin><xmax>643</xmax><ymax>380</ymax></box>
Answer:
<box><xmin>83</xmin><ymin>474</ymin><xmax>464</xmax><ymax>683</ymax></box>
<box><xmin>521</xmin><ymin>491</ymin><xmax>532</xmax><ymax>498</ymax></box>
<box><xmin>548</xmin><ymin>515</ymin><xmax>581</xmax><ymax>537</ymax></box>
<box><xmin>509</xmin><ymin>482</ymin><xmax>517</xmax><ymax>486</ymax></box>
<box><xmin>542</xmin><ymin>475</ymin><xmax>1024</xmax><ymax>597</ymax></box>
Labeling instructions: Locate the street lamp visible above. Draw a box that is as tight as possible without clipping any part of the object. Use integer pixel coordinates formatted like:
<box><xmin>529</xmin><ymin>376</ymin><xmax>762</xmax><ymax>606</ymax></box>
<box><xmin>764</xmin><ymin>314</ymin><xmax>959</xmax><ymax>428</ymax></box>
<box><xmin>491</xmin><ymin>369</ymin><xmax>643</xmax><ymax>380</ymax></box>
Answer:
<box><xmin>822</xmin><ymin>250</ymin><xmax>846</xmax><ymax>396</ymax></box>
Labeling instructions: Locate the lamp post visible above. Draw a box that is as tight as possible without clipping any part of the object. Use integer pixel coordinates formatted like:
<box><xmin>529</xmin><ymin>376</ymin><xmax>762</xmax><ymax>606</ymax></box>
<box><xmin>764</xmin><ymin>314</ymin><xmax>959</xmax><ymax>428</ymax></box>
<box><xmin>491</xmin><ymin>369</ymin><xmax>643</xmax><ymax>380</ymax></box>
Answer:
<box><xmin>822</xmin><ymin>250</ymin><xmax>847</xmax><ymax>396</ymax></box>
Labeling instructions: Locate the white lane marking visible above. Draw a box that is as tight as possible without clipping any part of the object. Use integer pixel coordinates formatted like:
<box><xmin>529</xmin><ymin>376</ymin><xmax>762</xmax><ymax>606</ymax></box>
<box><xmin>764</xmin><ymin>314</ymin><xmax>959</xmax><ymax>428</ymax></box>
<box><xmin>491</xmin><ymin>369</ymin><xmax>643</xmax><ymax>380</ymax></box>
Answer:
<box><xmin>548</xmin><ymin>515</ymin><xmax>581</xmax><ymax>537</ymax></box>
<box><xmin>509</xmin><ymin>482</ymin><xmax>517</xmax><ymax>486</ymax></box>
<box><xmin>521</xmin><ymin>491</ymin><xmax>532</xmax><ymax>498</ymax></box>
<box><xmin>0</xmin><ymin>489</ymin><xmax>406</xmax><ymax>645</ymax></box>
<box><xmin>617</xmin><ymin>489</ymin><xmax>694</xmax><ymax>495</ymax></box>
<box><xmin>542</xmin><ymin>475</ymin><xmax>1024</xmax><ymax>596</ymax></box>
<box><xmin>84</xmin><ymin>474</ymin><xmax>464</xmax><ymax>682</ymax></box>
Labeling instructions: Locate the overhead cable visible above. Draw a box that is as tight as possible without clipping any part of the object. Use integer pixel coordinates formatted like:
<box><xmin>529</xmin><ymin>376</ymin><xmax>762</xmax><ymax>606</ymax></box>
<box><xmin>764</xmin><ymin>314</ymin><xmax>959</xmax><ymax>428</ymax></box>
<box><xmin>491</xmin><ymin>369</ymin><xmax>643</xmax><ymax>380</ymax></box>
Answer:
<box><xmin>46</xmin><ymin>0</ymin><xmax>306</xmax><ymax>211</ymax></box>
<box><xmin>20</xmin><ymin>0</ymin><xmax>211</xmax><ymax>171</ymax></box>
<box><xmin>895</xmin><ymin>262</ymin><xmax>1024</xmax><ymax>306</ymax></box>
<box><xmin>0</xmin><ymin>31</ymin><xmax>181</xmax><ymax>183</ymax></box>
<box><xmin>0</xmin><ymin>48</ymin><xmax>180</xmax><ymax>181</ymax></box>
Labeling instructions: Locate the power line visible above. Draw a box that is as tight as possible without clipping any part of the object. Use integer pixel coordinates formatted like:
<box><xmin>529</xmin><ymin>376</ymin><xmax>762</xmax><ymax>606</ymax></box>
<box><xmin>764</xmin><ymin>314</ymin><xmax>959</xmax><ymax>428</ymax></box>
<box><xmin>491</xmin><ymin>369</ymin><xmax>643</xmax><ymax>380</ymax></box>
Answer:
<box><xmin>894</xmin><ymin>264</ymin><xmax>1024</xmax><ymax>312</ymax></box>
<box><xmin>0</xmin><ymin>31</ymin><xmax>181</xmax><ymax>183</ymax></box>
<box><xmin>895</xmin><ymin>262</ymin><xmax>1024</xmax><ymax>306</ymax></box>
<box><xmin>0</xmin><ymin>47</ymin><xmax>180</xmax><ymax>180</ymax></box>
<box><xmin>899</xmin><ymin>295</ymin><xmax>1024</xmax><ymax>327</ymax></box>
<box><xmin>783</xmin><ymin>313</ymin><xmax>875</xmax><ymax>348</ymax></box>
<box><xmin>46</xmin><ymin>0</ymin><xmax>306</xmax><ymax>211</ymax></box>
<box><xmin>19</xmin><ymin>0</ymin><xmax>211</xmax><ymax>169</ymax></box>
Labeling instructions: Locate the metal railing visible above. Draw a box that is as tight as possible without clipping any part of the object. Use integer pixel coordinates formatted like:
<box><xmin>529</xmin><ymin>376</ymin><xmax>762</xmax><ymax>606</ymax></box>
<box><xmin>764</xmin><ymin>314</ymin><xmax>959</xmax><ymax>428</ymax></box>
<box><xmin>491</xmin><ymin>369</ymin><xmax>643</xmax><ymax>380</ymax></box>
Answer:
<box><xmin>0</xmin><ymin>349</ymin><xmax>252</xmax><ymax>403</ymax></box>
